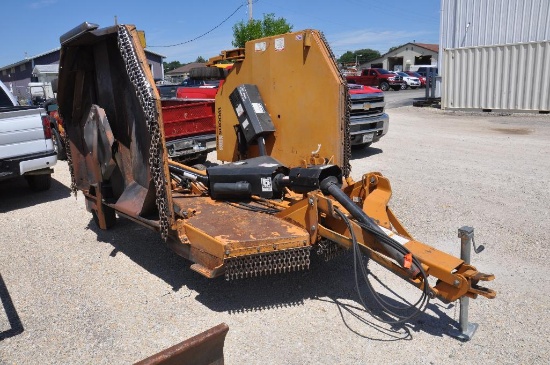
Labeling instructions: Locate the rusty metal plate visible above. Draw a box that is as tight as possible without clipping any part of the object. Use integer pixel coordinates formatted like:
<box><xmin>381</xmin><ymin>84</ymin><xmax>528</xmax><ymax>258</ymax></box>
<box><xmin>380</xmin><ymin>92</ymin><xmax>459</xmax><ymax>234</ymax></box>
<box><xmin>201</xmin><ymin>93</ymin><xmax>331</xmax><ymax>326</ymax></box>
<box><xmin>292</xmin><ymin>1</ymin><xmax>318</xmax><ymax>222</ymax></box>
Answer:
<box><xmin>173</xmin><ymin>196</ymin><xmax>309</xmax><ymax>257</ymax></box>
<box><xmin>135</xmin><ymin>323</ymin><xmax>229</xmax><ymax>365</ymax></box>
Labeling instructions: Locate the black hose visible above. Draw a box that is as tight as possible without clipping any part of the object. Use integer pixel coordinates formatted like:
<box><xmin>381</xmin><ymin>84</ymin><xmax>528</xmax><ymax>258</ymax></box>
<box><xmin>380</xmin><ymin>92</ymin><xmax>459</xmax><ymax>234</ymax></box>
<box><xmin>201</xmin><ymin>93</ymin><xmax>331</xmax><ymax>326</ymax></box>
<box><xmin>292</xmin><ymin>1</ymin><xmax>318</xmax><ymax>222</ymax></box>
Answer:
<box><xmin>257</xmin><ymin>136</ymin><xmax>267</xmax><ymax>156</ymax></box>
<box><xmin>318</xmin><ymin>176</ymin><xmax>431</xmax><ymax>323</ymax></box>
<box><xmin>168</xmin><ymin>163</ymin><xmax>209</xmax><ymax>185</ymax></box>
<box><xmin>335</xmin><ymin>207</ymin><xmax>430</xmax><ymax>324</ymax></box>
<box><xmin>320</xmin><ymin>177</ymin><xmax>419</xmax><ymax>276</ymax></box>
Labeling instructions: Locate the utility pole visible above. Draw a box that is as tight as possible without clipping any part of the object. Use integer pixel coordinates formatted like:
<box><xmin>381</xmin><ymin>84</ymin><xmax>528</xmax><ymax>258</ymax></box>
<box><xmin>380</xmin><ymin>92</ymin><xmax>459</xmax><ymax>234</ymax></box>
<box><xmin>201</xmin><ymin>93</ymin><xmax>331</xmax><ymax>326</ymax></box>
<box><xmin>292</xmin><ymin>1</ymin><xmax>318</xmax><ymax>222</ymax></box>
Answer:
<box><xmin>356</xmin><ymin>54</ymin><xmax>362</xmax><ymax>67</ymax></box>
<box><xmin>248</xmin><ymin>0</ymin><xmax>253</xmax><ymax>21</ymax></box>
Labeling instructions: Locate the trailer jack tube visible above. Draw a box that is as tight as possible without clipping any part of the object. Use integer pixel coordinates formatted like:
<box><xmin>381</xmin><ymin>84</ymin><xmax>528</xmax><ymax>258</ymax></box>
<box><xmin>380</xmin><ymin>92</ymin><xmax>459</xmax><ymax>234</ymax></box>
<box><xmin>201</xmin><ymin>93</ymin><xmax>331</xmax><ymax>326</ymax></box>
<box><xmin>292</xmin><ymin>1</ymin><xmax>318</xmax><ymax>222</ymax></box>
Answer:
<box><xmin>449</xmin><ymin>226</ymin><xmax>479</xmax><ymax>341</ymax></box>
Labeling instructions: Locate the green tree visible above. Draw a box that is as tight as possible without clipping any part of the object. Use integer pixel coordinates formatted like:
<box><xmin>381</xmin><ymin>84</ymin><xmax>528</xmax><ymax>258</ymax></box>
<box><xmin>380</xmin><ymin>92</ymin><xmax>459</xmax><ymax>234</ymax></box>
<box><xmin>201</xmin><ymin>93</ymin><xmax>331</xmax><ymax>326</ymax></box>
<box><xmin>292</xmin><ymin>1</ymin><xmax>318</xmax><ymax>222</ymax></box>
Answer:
<box><xmin>163</xmin><ymin>60</ymin><xmax>182</xmax><ymax>73</ymax></box>
<box><xmin>339</xmin><ymin>51</ymin><xmax>355</xmax><ymax>64</ymax></box>
<box><xmin>232</xmin><ymin>13</ymin><xmax>293</xmax><ymax>48</ymax></box>
<box><xmin>338</xmin><ymin>49</ymin><xmax>381</xmax><ymax>65</ymax></box>
<box><xmin>195</xmin><ymin>56</ymin><xmax>206</xmax><ymax>63</ymax></box>
<box><xmin>356</xmin><ymin>49</ymin><xmax>381</xmax><ymax>62</ymax></box>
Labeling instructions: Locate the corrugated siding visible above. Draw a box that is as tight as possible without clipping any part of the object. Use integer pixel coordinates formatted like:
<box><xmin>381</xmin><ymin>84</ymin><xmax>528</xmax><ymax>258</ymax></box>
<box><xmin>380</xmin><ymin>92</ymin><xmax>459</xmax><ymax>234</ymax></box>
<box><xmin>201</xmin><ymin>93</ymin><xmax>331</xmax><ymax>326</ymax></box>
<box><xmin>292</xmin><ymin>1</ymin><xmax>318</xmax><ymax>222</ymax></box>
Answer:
<box><xmin>442</xmin><ymin>41</ymin><xmax>550</xmax><ymax>111</ymax></box>
<box><xmin>441</xmin><ymin>0</ymin><xmax>550</xmax><ymax>49</ymax></box>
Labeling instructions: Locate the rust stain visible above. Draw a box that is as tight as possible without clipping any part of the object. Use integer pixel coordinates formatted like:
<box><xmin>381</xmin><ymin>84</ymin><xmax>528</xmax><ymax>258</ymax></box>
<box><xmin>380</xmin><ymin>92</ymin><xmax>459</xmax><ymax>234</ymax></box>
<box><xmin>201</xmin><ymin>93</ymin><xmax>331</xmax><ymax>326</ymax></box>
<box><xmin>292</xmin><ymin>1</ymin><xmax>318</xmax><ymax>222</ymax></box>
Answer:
<box><xmin>214</xmin><ymin>235</ymin><xmax>233</xmax><ymax>242</ymax></box>
<box><xmin>178</xmin><ymin>197</ymin><xmax>308</xmax><ymax>247</ymax></box>
<box><xmin>491</xmin><ymin>127</ymin><xmax>531</xmax><ymax>135</ymax></box>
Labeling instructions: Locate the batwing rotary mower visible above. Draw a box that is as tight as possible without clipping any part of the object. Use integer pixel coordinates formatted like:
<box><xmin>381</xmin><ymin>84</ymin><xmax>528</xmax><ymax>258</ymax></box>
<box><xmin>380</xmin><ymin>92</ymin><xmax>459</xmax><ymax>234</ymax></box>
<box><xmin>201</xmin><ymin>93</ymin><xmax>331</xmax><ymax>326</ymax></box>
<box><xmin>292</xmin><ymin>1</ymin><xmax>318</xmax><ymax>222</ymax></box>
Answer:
<box><xmin>57</xmin><ymin>23</ymin><xmax>495</xmax><ymax>338</ymax></box>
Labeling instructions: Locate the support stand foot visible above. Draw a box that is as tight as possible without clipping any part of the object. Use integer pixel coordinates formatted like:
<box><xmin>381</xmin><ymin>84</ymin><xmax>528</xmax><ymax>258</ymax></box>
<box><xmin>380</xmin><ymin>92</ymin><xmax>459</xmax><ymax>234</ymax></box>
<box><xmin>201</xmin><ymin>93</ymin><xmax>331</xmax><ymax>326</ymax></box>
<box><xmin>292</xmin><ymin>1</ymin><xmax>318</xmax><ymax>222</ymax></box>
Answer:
<box><xmin>449</xmin><ymin>321</ymin><xmax>478</xmax><ymax>341</ymax></box>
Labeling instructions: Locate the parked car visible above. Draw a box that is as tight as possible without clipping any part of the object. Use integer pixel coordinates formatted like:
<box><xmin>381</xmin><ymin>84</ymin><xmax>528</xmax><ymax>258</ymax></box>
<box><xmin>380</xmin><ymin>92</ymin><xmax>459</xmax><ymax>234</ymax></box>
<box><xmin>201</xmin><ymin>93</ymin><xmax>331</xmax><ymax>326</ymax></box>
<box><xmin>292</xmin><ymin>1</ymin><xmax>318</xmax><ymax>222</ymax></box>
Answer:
<box><xmin>404</xmin><ymin>71</ymin><xmax>426</xmax><ymax>87</ymax></box>
<box><xmin>175</xmin><ymin>84</ymin><xmax>220</xmax><ymax>99</ymax></box>
<box><xmin>180</xmin><ymin>78</ymin><xmax>220</xmax><ymax>88</ymax></box>
<box><xmin>157</xmin><ymin>67</ymin><xmax>226</xmax><ymax>98</ymax></box>
<box><xmin>346</xmin><ymin>68</ymin><xmax>405</xmax><ymax>91</ymax></box>
<box><xmin>415</xmin><ymin>66</ymin><xmax>438</xmax><ymax>78</ymax></box>
<box><xmin>393</xmin><ymin>71</ymin><xmax>421</xmax><ymax>89</ymax></box>
<box><xmin>413</xmin><ymin>66</ymin><xmax>438</xmax><ymax>87</ymax></box>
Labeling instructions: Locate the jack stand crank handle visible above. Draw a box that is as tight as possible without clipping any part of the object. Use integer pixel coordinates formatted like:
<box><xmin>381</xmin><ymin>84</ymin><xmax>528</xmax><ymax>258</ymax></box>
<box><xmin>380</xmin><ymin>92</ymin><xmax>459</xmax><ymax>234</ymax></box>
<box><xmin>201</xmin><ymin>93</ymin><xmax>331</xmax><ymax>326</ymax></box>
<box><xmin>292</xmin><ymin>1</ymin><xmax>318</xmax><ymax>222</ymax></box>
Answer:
<box><xmin>473</xmin><ymin>236</ymin><xmax>485</xmax><ymax>254</ymax></box>
<box><xmin>450</xmin><ymin>226</ymin><xmax>480</xmax><ymax>341</ymax></box>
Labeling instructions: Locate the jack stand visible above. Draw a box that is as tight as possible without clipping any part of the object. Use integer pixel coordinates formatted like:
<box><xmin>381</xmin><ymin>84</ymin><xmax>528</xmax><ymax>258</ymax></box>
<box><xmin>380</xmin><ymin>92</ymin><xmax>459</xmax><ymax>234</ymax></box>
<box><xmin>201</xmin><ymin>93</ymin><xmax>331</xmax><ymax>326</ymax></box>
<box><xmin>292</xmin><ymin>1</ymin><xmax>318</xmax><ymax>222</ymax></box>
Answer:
<box><xmin>449</xmin><ymin>226</ymin><xmax>478</xmax><ymax>341</ymax></box>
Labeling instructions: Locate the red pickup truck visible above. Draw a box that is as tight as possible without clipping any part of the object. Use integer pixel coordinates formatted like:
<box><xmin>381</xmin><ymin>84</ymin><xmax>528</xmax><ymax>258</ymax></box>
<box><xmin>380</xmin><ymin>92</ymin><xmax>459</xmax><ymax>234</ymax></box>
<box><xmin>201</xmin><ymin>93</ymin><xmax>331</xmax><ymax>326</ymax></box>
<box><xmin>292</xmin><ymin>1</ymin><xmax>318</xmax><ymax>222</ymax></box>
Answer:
<box><xmin>161</xmin><ymin>98</ymin><xmax>215</xmax><ymax>164</ymax></box>
<box><xmin>346</xmin><ymin>68</ymin><xmax>405</xmax><ymax>91</ymax></box>
<box><xmin>156</xmin><ymin>66</ymin><xmax>231</xmax><ymax>164</ymax></box>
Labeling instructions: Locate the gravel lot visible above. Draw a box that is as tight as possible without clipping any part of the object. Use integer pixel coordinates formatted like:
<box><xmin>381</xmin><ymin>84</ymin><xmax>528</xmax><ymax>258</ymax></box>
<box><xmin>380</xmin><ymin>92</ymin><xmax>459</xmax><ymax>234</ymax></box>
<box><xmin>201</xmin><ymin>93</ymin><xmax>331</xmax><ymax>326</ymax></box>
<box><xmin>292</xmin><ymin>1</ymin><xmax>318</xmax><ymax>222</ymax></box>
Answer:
<box><xmin>1</xmin><ymin>106</ymin><xmax>549</xmax><ymax>364</ymax></box>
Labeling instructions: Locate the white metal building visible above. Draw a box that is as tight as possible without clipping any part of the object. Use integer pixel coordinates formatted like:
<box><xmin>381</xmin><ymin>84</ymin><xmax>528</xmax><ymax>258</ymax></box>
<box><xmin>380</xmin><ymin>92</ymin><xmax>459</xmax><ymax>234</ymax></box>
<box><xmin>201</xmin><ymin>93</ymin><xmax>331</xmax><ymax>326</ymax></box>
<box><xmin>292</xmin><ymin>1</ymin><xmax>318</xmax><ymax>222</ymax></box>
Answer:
<box><xmin>440</xmin><ymin>0</ymin><xmax>550</xmax><ymax>112</ymax></box>
<box><xmin>32</xmin><ymin>65</ymin><xmax>59</xmax><ymax>84</ymax></box>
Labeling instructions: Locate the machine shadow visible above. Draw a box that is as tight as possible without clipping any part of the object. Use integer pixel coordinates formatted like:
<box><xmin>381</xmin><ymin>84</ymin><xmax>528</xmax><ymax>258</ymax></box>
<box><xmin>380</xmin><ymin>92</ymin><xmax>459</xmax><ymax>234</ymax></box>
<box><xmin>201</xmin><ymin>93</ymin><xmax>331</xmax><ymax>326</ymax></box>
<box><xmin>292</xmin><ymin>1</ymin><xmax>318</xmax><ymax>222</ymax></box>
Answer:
<box><xmin>0</xmin><ymin>274</ymin><xmax>24</xmax><ymax>341</ymax></box>
<box><xmin>0</xmin><ymin>176</ymin><xmax>71</xmax><ymax>213</ymax></box>
<box><xmin>350</xmin><ymin>146</ymin><xmax>383</xmax><ymax>160</ymax></box>
<box><xmin>89</xmin><ymin>219</ymin><xmax>458</xmax><ymax>341</ymax></box>
<box><xmin>315</xmin><ymin>294</ymin><xmax>457</xmax><ymax>341</ymax></box>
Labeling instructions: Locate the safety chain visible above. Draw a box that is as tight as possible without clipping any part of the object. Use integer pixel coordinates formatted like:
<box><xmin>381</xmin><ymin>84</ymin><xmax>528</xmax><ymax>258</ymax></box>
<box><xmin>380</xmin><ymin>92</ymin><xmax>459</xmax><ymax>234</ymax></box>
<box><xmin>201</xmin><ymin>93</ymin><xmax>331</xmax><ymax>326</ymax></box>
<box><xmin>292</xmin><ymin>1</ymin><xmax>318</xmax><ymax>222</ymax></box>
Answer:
<box><xmin>224</xmin><ymin>246</ymin><xmax>311</xmax><ymax>280</ymax></box>
<box><xmin>316</xmin><ymin>239</ymin><xmax>346</xmax><ymax>261</ymax></box>
<box><xmin>117</xmin><ymin>26</ymin><xmax>170</xmax><ymax>241</ymax></box>
<box><xmin>319</xmin><ymin>31</ymin><xmax>351</xmax><ymax>177</ymax></box>
<box><xmin>343</xmin><ymin>89</ymin><xmax>351</xmax><ymax>177</ymax></box>
<box><xmin>63</xmin><ymin>133</ymin><xmax>78</xmax><ymax>197</ymax></box>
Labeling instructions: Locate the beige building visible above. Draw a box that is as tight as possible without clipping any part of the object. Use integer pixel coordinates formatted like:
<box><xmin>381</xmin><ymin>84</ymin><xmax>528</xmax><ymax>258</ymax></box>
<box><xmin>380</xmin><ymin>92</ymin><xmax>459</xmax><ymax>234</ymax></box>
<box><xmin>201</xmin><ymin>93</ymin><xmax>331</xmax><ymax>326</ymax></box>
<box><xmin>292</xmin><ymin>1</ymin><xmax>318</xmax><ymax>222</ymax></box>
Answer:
<box><xmin>362</xmin><ymin>43</ymin><xmax>439</xmax><ymax>72</ymax></box>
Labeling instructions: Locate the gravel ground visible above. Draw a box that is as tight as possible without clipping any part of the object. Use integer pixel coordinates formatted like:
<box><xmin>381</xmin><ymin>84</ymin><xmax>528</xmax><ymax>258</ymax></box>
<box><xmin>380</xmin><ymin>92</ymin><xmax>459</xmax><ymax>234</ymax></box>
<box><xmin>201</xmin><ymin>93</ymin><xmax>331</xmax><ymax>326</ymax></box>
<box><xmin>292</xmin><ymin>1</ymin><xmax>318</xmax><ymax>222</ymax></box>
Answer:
<box><xmin>1</xmin><ymin>106</ymin><xmax>549</xmax><ymax>364</ymax></box>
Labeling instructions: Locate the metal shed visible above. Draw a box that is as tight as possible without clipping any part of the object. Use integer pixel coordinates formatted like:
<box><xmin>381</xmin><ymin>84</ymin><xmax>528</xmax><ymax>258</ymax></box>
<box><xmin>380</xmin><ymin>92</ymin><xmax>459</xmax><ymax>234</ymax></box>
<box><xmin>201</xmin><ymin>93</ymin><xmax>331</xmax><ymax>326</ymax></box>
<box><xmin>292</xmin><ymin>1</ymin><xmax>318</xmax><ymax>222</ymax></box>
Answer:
<box><xmin>440</xmin><ymin>0</ymin><xmax>550</xmax><ymax>111</ymax></box>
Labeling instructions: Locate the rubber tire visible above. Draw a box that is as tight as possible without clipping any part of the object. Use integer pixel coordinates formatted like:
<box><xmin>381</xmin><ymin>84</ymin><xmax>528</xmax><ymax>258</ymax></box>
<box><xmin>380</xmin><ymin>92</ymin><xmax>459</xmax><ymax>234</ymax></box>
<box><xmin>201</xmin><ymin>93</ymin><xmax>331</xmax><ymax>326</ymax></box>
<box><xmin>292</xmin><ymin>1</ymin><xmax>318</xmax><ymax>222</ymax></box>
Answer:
<box><xmin>400</xmin><ymin>83</ymin><xmax>408</xmax><ymax>90</ymax></box>
<box><xmin>26</xmin><ymin>174</ymin><xmax>51</xmax><ymax>191</ymax></box>
<box><xmin>379</xmin><ymin>81</ymin><xmax>390</xmax><ymax>91</ymax></box>
<box><xmin>189</xmin><ymin>67</ymin><xmax>225</xmax><ymax>79</ymax></box>
<box><xmin>51</xmin><ymin>128</ymin><xmax>67</xmax><ymax>160</ymax></box>
<box><xmin>91</xmin><ymin>205</ymin><xmax>117</xmax><ymax>229</ymax></box>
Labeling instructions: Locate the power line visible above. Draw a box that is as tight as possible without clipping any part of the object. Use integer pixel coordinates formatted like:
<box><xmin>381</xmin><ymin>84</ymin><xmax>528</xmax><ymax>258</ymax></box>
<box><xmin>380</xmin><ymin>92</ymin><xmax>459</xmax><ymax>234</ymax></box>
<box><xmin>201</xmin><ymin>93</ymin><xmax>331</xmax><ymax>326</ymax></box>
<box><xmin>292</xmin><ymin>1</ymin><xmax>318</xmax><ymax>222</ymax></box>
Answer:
<box><xmin>149</xmin><ymin>1</ymin><xmax>258</xmax><ymax>48</ymax></box>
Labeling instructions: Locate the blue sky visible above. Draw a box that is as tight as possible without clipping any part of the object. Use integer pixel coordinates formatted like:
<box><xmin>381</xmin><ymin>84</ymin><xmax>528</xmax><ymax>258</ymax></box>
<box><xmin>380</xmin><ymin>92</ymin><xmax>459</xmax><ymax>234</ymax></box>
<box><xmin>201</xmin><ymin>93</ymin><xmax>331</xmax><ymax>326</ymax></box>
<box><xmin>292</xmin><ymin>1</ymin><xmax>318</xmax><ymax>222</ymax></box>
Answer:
<box><xmin>0</xmin><ymin>0</ymin><xmax>440</xmax><ymax>67</ymax></box>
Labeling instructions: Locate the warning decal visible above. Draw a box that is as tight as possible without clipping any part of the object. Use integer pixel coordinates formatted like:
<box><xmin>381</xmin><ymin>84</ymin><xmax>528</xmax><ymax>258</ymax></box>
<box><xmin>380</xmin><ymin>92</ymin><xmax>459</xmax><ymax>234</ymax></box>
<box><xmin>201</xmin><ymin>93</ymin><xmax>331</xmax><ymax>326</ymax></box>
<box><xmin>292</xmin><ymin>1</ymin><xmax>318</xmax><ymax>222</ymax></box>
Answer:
<box><xmin>255</xmin><ymin>42</ymin><xmax>267</xmax><ymax>52</ymax></box>
<box><xmin>275</xmin><ymin>37</ymin><xmax>285</xmax><ymax>51</ymax></box>
<box><xmin>261</xmin><ymin>177</ymin><xmax>273</xmax><ymax>192</ymax></box>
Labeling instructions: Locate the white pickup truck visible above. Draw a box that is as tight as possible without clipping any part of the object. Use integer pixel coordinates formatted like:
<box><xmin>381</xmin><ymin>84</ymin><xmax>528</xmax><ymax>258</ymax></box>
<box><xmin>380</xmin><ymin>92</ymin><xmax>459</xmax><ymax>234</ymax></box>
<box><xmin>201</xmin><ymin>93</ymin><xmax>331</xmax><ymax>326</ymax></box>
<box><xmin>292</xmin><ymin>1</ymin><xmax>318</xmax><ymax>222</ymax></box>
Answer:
<box><xmin>0</xmin><ymin>80</ymin><xmax>57</xmax><ymax>191</ymax></box>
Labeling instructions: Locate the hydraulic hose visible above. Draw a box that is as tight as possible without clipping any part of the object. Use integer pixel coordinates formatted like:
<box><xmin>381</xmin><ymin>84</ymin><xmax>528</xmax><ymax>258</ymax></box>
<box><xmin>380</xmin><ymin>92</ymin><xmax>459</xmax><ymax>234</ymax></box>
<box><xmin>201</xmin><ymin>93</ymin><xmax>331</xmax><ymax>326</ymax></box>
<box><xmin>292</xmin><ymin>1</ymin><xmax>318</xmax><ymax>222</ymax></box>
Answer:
<box><xmin>168</xmin><ymin>163</ymin><xmax>209</xmax><ymax>185</ymax></box>
<box><xmin>320</xmin><ymin>177</ymin><xmax>420</xmax><ymax>277</ymax></box>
